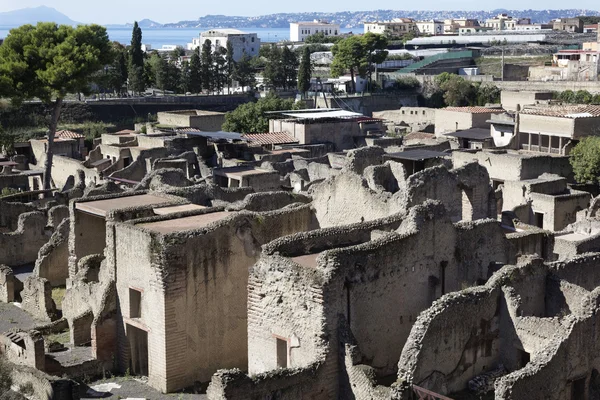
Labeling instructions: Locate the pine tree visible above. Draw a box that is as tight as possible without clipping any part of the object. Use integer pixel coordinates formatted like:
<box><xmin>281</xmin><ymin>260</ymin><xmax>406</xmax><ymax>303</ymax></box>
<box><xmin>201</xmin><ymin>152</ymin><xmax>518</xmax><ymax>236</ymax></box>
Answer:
<box><xmin>189</xmin><ymin>48</ymin><xmax>202</xmax><ymax>93</ymax></box>
<box><xmin>297</xmin><ymin>46</ymin><xmax>312</xmax><ymax>96</ymax></box>
<box><xmin>263</xmin><ymin>44</ymin><xmax>283</xmax><ymax>90</ymax></box>
<box><xmin>201</xmin><ymin>40</ymin><xmax>213</xmax><ymax>92</ymax></box>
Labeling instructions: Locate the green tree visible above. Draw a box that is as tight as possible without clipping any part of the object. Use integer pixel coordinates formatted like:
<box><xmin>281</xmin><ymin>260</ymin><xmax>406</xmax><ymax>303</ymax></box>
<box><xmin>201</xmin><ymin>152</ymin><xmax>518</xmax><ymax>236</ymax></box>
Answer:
<box><xmin>0</xmin><ymin>22</ymin><xmax>112</xmax><ymax>190</ymax></box>
<box><xmin>281</xmin><ymin>46</ymin><xmax>299</xmax><ymax>90</ymax></box>
<box><xmin>362</xmin><ymin>32</ymin><xmax>388</xmax><ymax>92</ymax></box>
<box><xmin>128</xmin><ymin>21</ymin><xmax>145</xmax><ymax>94</ymax></box>
<box><xmin>112</xmin><ymin>42</ymin><xmax>129</xmax><ymax>94</ymax></box>
<box><xmin>179</xmin><ymin>60</ymin><xmax>191</xmax><ymax>94</ymax></box>
<box><xmin>222</xmin><ymin>93</ymin><xmax>299</xmax><ymax>133</ymax></box>
<box><xmin>297</xmin><ymin>46</ymin><xmax>312</xmax><ymax>96</ymax></box>
<box><xmin>305</xmin><ymin>31</ymin><xmax>343</xmax><ymax>44</ymax></box>
<box><xmin>574</xmin><ymin>90</ymin><xmax>593</xmax><ymax>104</ymax></box>
<box><xmin>226</xmin><ymin>41</ymin><xmax>235</xmax><ymax>93</ymax></box>
<box><xmin>262</xmin><ymin>44</ymin><xmax>284</xmax><ymax>89</ymax></box>
<box><xmin>0</xmin><ymin>125</ymin><xmax>14</xmax><ymax>156</ymax></box>
<box><xmin>189</xmin><ymin>49</ymin><xmax>202</xmax><ymax>93</ymax></box>
<box><xmin>558</xmin><ymin>90</ymin><xmax>576</xmax><ymax>103</ymax></box>
<box><xmin>476</xmin><ymin>84</ymin><xmax>501</xmax><ymax>106</ymax></box>
<box><xmin>331</xmin><ymin>36</ymin><xmax>368</xmax><ymax>93</ymax></box>
<box><xmin>434</xmin><ymin>74</ymin><xmax>477</xmax><ymax>107</ymax></box>
<box><xmin>201</xmin><ymin>40</ymin><xmax>213</xmax><ymax>92</ymax></box>
<box><xmin>233</xmin><ymin>52</ymin><xmax>256</xmax><ymax>90</ymax></box>
<box><xmin>570</xmin><ymin>136</ymin><xmax>600</xmax><ymax>184</ymax></box>
<box><xmin>213</xmin><ymin>45</ymin><xmax>228</xmax><ymax>93</ymax></box>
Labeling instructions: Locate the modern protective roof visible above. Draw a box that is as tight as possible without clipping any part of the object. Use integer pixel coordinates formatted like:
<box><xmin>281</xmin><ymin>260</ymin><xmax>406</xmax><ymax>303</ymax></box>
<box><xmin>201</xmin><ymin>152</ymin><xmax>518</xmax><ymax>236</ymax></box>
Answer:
<box><xmin>75</xmin><ymin>194</ymin><xmax>173</xmax><ymax>217</ymax></box>
<box><xmin>445</xmin><ymin>128</ymin><xmax>492</xmax><ymax>140</ymax></box>
<box><xmin>243</xmin><ymin>132</ymin><xmax>299</xmax><ymax>146</ymax></box>
<box><xmin>385</xmin><ymin>149</ymin><xmax>448</xmax><ymax>161</ymax></box>
<box><xmin>280</xmin><ymin>110</ymin><xmax>364</xmax><ymax>120</ymax></box>
<box><xmin>178</xmin><ymin>129</ymin><xmax>246</xmax><ymax>141</ymax></box>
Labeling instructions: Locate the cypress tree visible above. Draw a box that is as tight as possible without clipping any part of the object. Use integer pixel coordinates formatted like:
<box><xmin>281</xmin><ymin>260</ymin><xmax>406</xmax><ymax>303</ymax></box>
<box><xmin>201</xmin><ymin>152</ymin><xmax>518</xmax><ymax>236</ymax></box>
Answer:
<box><xmin>201</xmin><ymin>40</ymin><xmax>213</xmax><ymax>92</ymax></box>
<box><xmin>297</xmin><ymin>46</ymin><xmax>312</xmax><ymax>96</ymax></box>
<box><xmin>189</xmin><ymin>48</ymin><xmax>202</xmax><ymax>93</ymax></box>
<box><xmin>128</xmin><ymin>21</ymin><xmax>146</xmax><ymax>93</ymax></box>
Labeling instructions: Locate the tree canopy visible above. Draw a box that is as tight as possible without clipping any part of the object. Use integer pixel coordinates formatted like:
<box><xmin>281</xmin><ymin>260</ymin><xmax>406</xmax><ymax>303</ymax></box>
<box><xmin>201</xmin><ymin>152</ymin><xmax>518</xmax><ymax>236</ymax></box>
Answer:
<box><xmin>570</xmin><ymin>136</ymin><xmax>600</xmax><ymax>184</ymax></box>
<box><xmin>297</xmin><ymin>46</ymin><xmax>312</xmax><ymax>95</ymax></box>
<box><xmin>222</xmin><ymin>93</ymin><xmax>300</xmax><ymax>133</ymax></box>
<box><xmin>0</xmin><ymin>22</ymin><xmax>112</xmax><ymax>189</ymax></box>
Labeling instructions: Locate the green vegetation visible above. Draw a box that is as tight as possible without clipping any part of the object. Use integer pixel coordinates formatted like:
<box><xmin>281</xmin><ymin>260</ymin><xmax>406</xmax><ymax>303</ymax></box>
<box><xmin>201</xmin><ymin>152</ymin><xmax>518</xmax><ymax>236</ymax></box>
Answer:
<box><xmin>46</xmin><ymin>330</ymin><xmax>70</xmax><ymax>345</ymax></box>
<box><xmin>1</xmin><ymin>187</ymin><xmax>20</xmax><ymax>198</ymax></box>
<box><xmin>426</xmin><ymin>73</ymin><xmax>500</xmax><ymax>107</ymax></box>
<box><xmin>51</xmin><ymin>286</ymin><xmax>66</xmax><ymax>310</ymax></box>
<box><xmin>304</xmin><ymin>32</ymin><xmax>343</xmax><ymax>44</ymax></box>
<box><xmin>222</xmin><ymin>93</ymin><xmax>301</xmax><ymax>133</ymax></box>
<box><xmin>393</xmin><ymin>77</ymin><xmax>421</xmax><ymax>91</ymax></box>
<box><xmin>297</xmin><ymin>46</ymin><xmax>313</xmax><ymax>97</ymax></box>
<box><xmin>570</xmin><ymin>136</ymin><xmax>600</xmax><ymax>184</ymax></box>
<box><xmin>555</xmin><ymin>90</ymin><xmax>600</xmax><ymax>104</ymax></box>
<box><xmin>577</xmin><ymin>16</ymin><xmax>600</xmax><ymax>24</ymax></box>
<box><xmin>0</xmin><ymin>22</ymin><xmax>112</xmax><ymax>190</ymax></box>
<box><xmin>260</xmin><ymin>45</ymin><xmax>299</xmax><ymax>90</ymax></box>
<box><xmin>331</xmin><ymin>33</ymin><xmax>388</xmax><ymax>93</ymax></box>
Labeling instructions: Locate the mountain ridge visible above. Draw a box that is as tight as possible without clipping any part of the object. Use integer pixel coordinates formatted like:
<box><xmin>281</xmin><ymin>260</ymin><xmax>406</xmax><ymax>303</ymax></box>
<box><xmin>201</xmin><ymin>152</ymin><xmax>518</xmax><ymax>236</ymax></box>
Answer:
<box><xmin>0</xmin><ymin>6</ymin><xmax>79</xmax><ymax>26</ymax></box>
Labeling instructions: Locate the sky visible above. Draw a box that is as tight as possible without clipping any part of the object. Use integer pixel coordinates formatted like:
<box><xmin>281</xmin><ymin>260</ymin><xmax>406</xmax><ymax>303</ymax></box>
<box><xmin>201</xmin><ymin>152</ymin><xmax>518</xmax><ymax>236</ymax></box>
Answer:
<box><xmin>0</xmin><ymin>1</ymin><xmax>599</xmax><ymax>25</ymax></box>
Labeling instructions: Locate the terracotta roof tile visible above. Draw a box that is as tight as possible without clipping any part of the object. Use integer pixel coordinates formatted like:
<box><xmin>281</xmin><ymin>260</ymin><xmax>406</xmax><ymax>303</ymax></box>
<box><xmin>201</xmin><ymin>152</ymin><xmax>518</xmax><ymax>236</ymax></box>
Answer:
<box><xmin>442</xmin><ymin>106</ymin><xmax>504</xmax><ymax>114</ymax></box>
<box><xmin>242</xmin><ymin>132</ymin><xmax>299</xmax><ymax>146</ymax></box>
<box><xmin>56</xmin><ymin>130</ymin><xmax>84</xmax><ymax>139</ymax></box>
<box><xmin>520</xmin><ymin>105</ymin><xmax>600</xmax><ymax>118</ymax></box>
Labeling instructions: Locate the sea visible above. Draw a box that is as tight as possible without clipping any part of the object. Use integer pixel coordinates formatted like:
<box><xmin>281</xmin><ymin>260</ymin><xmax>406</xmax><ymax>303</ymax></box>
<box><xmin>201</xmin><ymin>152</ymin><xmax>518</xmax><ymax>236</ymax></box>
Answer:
<box><xmin>0</xmin><ymin>26</ymin><xmax>358</xmax><ymax>48</ymax></box>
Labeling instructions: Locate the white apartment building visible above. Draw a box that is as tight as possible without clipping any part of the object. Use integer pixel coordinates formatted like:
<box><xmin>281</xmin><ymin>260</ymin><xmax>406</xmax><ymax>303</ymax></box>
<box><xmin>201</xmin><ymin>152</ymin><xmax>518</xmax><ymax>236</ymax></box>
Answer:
<box><xmin>187</xmin><ymin>29</ymin><xmax>260</xmax><ymax>61</ymax></box>
<box><xmin>416</xmin><ymin>20</ymin><xmax>444</xmax><ymax>36</ymax></box>
<box><xmin>290</xmin><ymin>20</ymin><xmax>341</xmax><ymax>42</ymax></box>
<box><xmin>363</xmin><ymin>18</ymin><xmax>417</xmax><ymax>36</ymax></box>
<box><xmin>484</xmin><ymin>14</ymin><xmax>532</xmax><ymax>30</ymax></box>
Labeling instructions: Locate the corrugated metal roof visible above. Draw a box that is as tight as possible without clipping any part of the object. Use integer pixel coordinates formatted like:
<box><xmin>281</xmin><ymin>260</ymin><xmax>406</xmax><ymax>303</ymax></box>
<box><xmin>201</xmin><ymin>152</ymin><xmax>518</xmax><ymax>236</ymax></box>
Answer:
<box><xmin>385</xmin><ymin>149</ymin><xmax>447</xmax><ymax>161</ymax></box>
<box><xmin>520</xmin><ymin>105</ymin><xmax>600</xmax><ymax>118</ymax></box>
<box><xmin>445</xmin><ymin>128</ymin><xmax>491</xmax><ymax>140</ymax></box>
<box><xmin>242</xmin><ymin>132</ymin><xmax>299</xmax><ymax>146</ymax></box>
<box><xmin>178</xmin><ymin>129</ymin><xmax>246</xmax><ymax>141</ymax></box>
<box><xmin>443</xmin><ymin>107</ymin><xmax>504</xmax><ymax>114</ymax></box>
<box><xmin>56</xmin><ymin>130</ymin><xmax>84</xmax><ymax>139</ymax></box>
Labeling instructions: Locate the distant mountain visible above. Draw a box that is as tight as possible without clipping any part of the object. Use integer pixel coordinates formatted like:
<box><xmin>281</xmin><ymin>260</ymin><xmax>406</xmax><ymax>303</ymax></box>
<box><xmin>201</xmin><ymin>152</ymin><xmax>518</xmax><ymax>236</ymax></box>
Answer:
<box><xmin>138</xmin><ymin>19</ymin><xmax>163</xmax><ymax>28</ymax></box>
<box><xmin>0</xmin><ymin>6</ymin><xmax>79</xmax><ymax>26</ymax></box>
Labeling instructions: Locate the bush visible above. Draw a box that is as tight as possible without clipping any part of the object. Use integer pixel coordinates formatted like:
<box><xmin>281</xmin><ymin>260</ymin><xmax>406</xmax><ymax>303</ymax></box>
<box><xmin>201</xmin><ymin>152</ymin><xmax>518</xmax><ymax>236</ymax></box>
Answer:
<box><xmin>570</xmin><ymin>136</ymin><xmax>600</xmax><ymax>184</ymax></box>
<box><xmin>394</xmin><ymin>77</ymin><xmax>421</xmax><ymax>91</ymax></box>
<box><xmin>222</xmin><ymin>93</ymin><xmax>302</xmax><ymax>133</ymax></box>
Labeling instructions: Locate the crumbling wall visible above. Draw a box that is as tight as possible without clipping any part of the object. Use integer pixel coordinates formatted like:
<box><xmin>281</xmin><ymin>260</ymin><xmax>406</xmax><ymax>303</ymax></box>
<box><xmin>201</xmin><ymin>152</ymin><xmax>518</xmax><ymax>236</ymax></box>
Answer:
<box><xmin>0</xmin><ymin>200</ymin><xmax>37</xmax><ymax>232</ymax></box>
<box><xmin>20</xmin><ymin>277</ymin><xmax>57</xmax><ymax>322</ymax></box>
<box><xmin>229</xmin><ymin>191</ymin><xmax>312</xmax><ymax>212</ymax></box>
<box><xmin>0</xmin><ymin>265</ymin><xmax>15</xmax><ymax>302</ymax></box>
<box><xmin>0</xmin><ymin>330</ymin><xmax>45</xmax><ymax>370</ymax></box>
<box><xmin>0</xmin><ymin>211</ymin><xmax>49</xmax><ymax>266</ymax></box>
<box><xmin>34</xmin><ymin>218</ymin><xmax>70</xmax><ymax>287</ymax></box>
<box><xmin>47</xmin><ymin>205</ymin><xmax>69</xmax><ymax>229</ymax></box>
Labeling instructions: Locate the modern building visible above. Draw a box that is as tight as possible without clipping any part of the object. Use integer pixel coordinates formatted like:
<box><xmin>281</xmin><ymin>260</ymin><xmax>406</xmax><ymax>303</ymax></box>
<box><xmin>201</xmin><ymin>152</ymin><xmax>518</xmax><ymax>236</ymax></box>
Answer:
<box><xmin>363</xmin><ymin>18</ymin><xmax>417</xmax><ymax>36</ymax></box>
<box><xmin>484</xmin><ymin>13</ymin><xmax>531</xmax><ymax>30</ymax></box>
<box><xmin>416</xmin><ymin>20</ymin><xmax>444</xmax><ymax>36</ymax></box>
<box><xmin>187</xmin><ymin>29</ymin><xmax>260</xmax><ymax>61</ymax></box>
<box><xmin>290</xmin><ymin>20</ymin><xmax>340</xmax><ymax>42</ymax></box>
<box><xmin>552</xmin><ymin>18</ymin><xmax>584</xmax><ymax>33</ymax></box>
<box><xmin>443</xmin><ymin>18</ymin><xmax>480</xmax><ymax>34</ymax></box>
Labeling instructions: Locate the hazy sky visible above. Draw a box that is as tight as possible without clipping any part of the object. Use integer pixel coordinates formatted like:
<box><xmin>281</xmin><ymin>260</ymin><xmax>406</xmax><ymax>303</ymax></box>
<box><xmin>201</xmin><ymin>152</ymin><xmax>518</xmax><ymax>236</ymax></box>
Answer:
<box><xmin>1</xmin><ymin>1</ymin><xmax>599</xmax><ymax>24</ymax></box>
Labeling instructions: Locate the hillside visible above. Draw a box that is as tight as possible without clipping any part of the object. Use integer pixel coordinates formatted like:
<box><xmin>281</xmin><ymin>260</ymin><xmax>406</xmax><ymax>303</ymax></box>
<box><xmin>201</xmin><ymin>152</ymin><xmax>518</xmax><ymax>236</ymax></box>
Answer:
<box><xmin>0</xmin><ymin>6</ymin><xmax>79</xmax><ymax>26</ymax></box>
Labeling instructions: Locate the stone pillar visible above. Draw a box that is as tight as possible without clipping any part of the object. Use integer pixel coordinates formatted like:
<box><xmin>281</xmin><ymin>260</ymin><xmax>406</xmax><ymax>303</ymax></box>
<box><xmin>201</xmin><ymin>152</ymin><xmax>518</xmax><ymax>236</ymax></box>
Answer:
<box><xmin>559</xmin><ymin>137</ymin><xmax>564</xmax><ymax>155</ymax></box>
<box><xmin>528</xmin><ymin>133</ymin><xmax>532</xmax><ymax>151</ymax></box>
<box><xmin>538</xmin><ymin>132</ymin><xmax>542</xmax><ymax>152</ymax></box>
<box><xmin>548</xmin><ymin>135</ymin><xmax>552</xmax><ymax>153</ymax></box>
<box><xmin>0</xmin><ymin>265</ymin><xmax>15</xmax><ymax>303</ymax></box>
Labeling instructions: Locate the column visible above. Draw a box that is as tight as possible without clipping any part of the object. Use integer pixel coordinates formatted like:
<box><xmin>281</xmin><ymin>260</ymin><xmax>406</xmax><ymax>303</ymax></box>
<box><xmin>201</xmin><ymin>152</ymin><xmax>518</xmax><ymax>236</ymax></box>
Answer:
<box><xmin>528</xmin><ymin>133</ymin><xmax>532</xmax><ymax>151</ymax></box>
<box><xmin>548</xmin><ymin>135</ymin><xmax>552</xmax><ymax>154</ymax></box>
<box><xmin>559</xmin><ymin>137</ymin><xmax>564</xmax><ymax>155</ymax></box>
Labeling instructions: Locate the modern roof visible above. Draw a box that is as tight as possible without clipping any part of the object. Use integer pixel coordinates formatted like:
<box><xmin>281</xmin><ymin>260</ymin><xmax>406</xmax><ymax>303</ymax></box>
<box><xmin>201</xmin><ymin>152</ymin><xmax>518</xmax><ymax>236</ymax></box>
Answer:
<box><xmin>445</xmin><ymin>128</ymin><xmax>491</xmax><ymax>140</ymax></box>
<box><xmin>213</xmin><ymin>166</ymin><xmax>275</xmax><ymax>178</ymax></box>
<box><xmin>385</xmin><ymin>149</ymin><xmax>447</xmax><ymax>161</ymax></box>
<box><xmin>177</xmin><ymin>129</ymin><xmax>246</xmax><ymax>141</ymax></box>
<box><xmin>114</xmin><ymin>129</ymin><xmax>136</xmax><ymax>135</ymax></box>
<box><xmin>243</xmin><ymin>132</ymin><xmax>299</xmax><ymax>146</ymax></box>
<box><xmin>75</xmin><ymin>194</ymin><xmax>173</xmax><ymax>217</ymax></box>
<box><xmin>56</xmin><ymin>130</ymin><xmax>84</xmax><ymax>139</ymax></box>
<box><xmin>291</xmin><ymin>21</ymin><xmax>340</xmax><ymax>26</ymax></box>
<box><xmin>280</xmin><ymin>110</ymin><xmax>364</xmax><ymax>120</ymax></box>
<box><xmin>442</xmin><ymin>106</ymin><xmax>505</xmax><ymax>114</ymax></box>
<box><xmin>201</xmin><ymin>29</ymin><xmax>247</xmax><ymax>35</ymax></box>
<box><xmin>404</xmin><ymin>132</ymin><xmax>436</xmax><ymax>141</ymax></box>
<box><xmin>138</xmin><ymin>211</ymin><xmax>233</xmax><ymax>234</ymax></box>
<box><xmin>520</xmin><ymin>105</ymin><xmax>600</xmax><ymax>118</ymax></box>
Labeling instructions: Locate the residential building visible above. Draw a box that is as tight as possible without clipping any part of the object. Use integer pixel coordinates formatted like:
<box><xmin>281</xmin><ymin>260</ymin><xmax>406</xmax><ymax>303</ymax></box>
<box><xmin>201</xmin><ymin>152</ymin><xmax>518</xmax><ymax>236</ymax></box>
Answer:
<box><xmin>363</xmin><ymin>18</ymin><xmax>417</xmax><ymax>36</ymax></box>
<box><xmin>443</xmin><ymin>18</ymin><xmax>480</xmax><ymax>34</ymax></box>
<box><xmin>584</xmin><ymin>24</ymin><xmax>598</xmax><ymax>33</ymax></box>
<box><xmin>416</xmin><ymin>20</ymin><xmax>444</xmax><ymax>36</ymax></box>
<box><xmin>188</xmin><ymin>29</ymin><xmax>260</xmax><ymax>61</ymax></box>
<box><xmin>552</xmin><ymin>18</ymin><xmax>584</xmax><ymax>33</ymax></box>
<box><xmin>484</xmin><ymin>13</ymin><xmax>531</xmax><ymax>30</ymax></box>
<box><xmin>290</xmin><ymin>20</ymin><xmax>340</xmax><ymax>42</ymax></box>
<box><xmin>434</xmin><ymin>106</ymin><xmax>505</xmax><ymax>136</ymax></box>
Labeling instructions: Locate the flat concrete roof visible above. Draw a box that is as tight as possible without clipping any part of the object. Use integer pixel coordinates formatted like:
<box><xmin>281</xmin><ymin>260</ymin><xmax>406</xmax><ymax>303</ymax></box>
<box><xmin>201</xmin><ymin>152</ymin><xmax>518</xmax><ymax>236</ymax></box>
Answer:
<box><xmin>291</xmin><ymin>253</ymin><xmax>321</xmax><ymax>268</ymax></box>
<box><xmin>555</xmin><ymin>232</ymin><xmax>591</xmax><ymax>242</ymax></box>
<box><xmin>215</xmin><ymin>168</ymin><xmax>274</xmax><ymax>179</ymax></box>
<box><xmin>75</xmin><ymin>194</ymin><xmax>173</xmax><ymax>217</ymax></box>
<box><xmin>138</xmin><ymin>211</ymin><xmax>232</xmax><ymax>234</ymax></box>
<box><xmin>153</xmin><ymin>204</ymin><xmax>207</xmax><ymax>215</ymax></box>
<box><xmin>269</xmin><ymin>148</ymin><xmax>310</xmax><ymax>155</ymax></box>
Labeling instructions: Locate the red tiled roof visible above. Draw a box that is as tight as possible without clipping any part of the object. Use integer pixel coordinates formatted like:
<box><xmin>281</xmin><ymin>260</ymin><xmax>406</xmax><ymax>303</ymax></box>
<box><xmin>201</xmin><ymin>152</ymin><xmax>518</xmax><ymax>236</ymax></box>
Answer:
<box><xmin>56</xmin><ymin>130</ymin><xmax>84</xmax><ymax>139</ymax></box>
<box><xmin>442</xmin><ymin>107</ymin><xmax>504</xmax><ymax>114</ymax></box>
<box><xmin>242</xmin><ymin>132</ymin><xmax>299</xmax><ymax>146</ymax></box>
<box><xmin>520</xmin><ymin>105</ymin><xmax>600</xmax><ymax>118</ymax></box>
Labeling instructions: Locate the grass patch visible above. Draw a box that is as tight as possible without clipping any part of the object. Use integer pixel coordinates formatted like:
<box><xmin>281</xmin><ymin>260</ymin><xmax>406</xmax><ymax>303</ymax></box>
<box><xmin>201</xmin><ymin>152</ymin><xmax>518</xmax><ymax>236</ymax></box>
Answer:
<box><xmin>46</xmin><ymin>330</ymin><xmax>70</xmax><ymax>345</ymax></box>
<box><xmin>51</xmin><ymin>286</ymin><xmax>66</xmax><ymax>310</ymax></box>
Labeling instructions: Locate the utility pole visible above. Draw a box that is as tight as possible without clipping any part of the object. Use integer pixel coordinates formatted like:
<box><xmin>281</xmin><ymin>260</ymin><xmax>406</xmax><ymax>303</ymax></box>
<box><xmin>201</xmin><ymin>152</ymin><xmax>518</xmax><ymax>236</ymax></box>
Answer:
<box><xmin>501</xmin><ymin>47</ymin><xmax>505</xmax><ymax>81</ymax></box>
